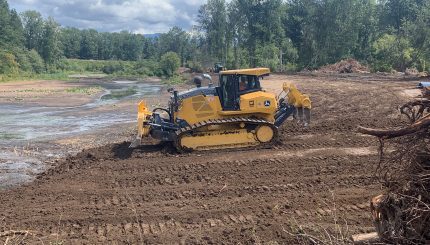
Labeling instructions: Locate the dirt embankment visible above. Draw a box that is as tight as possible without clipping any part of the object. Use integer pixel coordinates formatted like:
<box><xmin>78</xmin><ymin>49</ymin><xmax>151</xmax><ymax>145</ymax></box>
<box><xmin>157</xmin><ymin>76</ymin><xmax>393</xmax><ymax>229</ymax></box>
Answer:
<box><xmin>0</xmin><ymin>73</ymin><xmax>422</xmax><ymax>244</ymax></box>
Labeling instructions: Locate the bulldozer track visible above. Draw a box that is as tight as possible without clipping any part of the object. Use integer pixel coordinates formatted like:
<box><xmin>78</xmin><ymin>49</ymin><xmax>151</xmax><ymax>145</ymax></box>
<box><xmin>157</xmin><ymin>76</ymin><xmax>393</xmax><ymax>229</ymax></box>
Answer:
<box><xmin>174</xmin><ymin>117</ymin><xmax>278</xmax><ymax>152</ymax></box>
<box><xmin>292</xmin><ymin>201</ymin><xmax>371</xmax><ymax>219</ymax></box>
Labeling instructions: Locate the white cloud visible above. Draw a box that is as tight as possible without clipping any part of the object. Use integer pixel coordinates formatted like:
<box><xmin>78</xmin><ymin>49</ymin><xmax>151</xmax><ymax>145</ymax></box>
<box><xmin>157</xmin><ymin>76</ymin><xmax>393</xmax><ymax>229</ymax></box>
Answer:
<box><xmin>9</xmin><ymin>0</ymin><xmax>205</xmax><ymax>34</ymax></box>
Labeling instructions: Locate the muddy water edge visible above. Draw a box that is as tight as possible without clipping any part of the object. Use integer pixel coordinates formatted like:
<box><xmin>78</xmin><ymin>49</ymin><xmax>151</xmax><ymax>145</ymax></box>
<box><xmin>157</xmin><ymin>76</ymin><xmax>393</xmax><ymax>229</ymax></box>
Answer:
<box><xmin>0</xmin><ymin>78</ymin><xmax>165</xmax><ymax>188</ymax></box>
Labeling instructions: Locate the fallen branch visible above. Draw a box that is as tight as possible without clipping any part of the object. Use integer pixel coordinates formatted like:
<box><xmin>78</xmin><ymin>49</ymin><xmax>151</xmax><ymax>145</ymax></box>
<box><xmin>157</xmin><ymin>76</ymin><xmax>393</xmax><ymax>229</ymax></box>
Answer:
<box><xmin>358</xmin><ymin>114</ymin><xmax>430</xmax><ymax>139</ymax></box>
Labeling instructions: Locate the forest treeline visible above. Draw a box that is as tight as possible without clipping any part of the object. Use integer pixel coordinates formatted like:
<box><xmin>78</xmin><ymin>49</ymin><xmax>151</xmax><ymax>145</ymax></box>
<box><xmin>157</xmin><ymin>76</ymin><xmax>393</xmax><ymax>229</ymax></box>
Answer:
<box><xmin>1</xmin><ymin>0</ymin><xmax>430</xmax><ymax>78</ymax></box>
<box><xmin>199</xmin><ymin>0</ymin><xmax>430</xmax><ymax>72</ymax></box>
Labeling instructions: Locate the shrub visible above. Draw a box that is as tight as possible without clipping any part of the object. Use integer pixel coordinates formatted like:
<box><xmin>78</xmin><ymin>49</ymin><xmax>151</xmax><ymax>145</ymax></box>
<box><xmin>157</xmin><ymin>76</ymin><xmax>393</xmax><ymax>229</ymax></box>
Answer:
<box><xmin>13</xmin><ymin>50</ymin><xmax>32</xmax><ymax>72</ymax></box>
<box><xmin>166</xmin><ymin>74</ymin><xmax>186</xmax><ymax>85</ymax></box>
<box><xmin>160</xmin><ymin>52</ymin><xmax>180</xmax><ymax>77</ymax></box>
<box><xmin>27</xmin><ymin>50</ymin><xmax>45</xmax><ymax>73</ymax></box>
<box><xmin>102</xmin><ymin>62</ymin><xmax>124</xmax><ymax>74</ymax></box>
<box><xmin>0</xmin><ymin>51</ymin><xmax>19</xmax><ymax>74</ymax></box>
<box><xmin>187</xmin><ymin>61</ymin><xmax>203</xmax><ymax>73</ymax></box>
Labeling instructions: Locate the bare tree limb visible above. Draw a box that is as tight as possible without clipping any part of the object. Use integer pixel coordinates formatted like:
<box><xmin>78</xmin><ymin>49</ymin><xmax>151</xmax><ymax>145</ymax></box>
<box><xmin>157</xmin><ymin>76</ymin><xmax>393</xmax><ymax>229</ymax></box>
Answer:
<box><xmin>358</xmin><ymin>115</ymin><xmax>430</xmax><ymax>139</ymax></box>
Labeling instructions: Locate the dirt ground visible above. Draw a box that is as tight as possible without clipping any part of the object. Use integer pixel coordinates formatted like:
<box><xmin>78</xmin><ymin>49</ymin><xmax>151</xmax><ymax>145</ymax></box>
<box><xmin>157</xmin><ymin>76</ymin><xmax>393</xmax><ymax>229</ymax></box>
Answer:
<box><xmin>0</xmin><ymin>80</ymin><xmax>105</xmax><ymax>106</ymax></box>
<box><xmin>0</xmin><ymin>73</ymin><xmax>423</xmax><ymax>244</ymax></box>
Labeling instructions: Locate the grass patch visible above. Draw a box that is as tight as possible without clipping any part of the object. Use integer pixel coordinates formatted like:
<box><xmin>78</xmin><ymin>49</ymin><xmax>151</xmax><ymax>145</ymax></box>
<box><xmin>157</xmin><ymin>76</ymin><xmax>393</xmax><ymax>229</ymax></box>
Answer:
<box><xmin>1</xmin><ymin>58</ymin><xmax>165</xmax><ymax>83</ymax></box>
<box><xmin>0</xmin><ymin>72</ymin><xmax>72</xmax><ymax>83</ymax></box>
<box><xmin>63</xmin><ymin>59</ymin><xmax>163</xmax><ymax>78</ymax></box>
<box><xmin>65</xmin><ymin>86</ymin><xmax>103</xmax><ymax>95</ymax></box>
<box><xmin>4</xmin><ymin>86</ymin><xmax>102</xmax><ymax>95</ymax></box>
<box><xmin>9</xmin><ymin>88</ymin><xmax>58</xmax><ymax>93</ymax></box>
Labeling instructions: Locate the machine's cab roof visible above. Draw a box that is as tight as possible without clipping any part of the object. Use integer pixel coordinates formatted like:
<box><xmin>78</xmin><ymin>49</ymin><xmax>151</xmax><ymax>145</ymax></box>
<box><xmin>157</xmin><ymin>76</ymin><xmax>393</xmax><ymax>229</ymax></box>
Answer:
<box><xmin>220</xmin><ymin>68</ymin><xmax>270</xmax><ymax>77</ymax></box>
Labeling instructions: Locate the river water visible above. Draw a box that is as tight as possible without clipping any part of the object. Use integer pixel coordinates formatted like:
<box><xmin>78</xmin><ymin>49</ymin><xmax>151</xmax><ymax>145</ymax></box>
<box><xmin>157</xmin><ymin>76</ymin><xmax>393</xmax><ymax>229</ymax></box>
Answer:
<box><xmin>0</xmin><ymin>80</ymin><xmax>163</xmax><ymax>188</ymax></box>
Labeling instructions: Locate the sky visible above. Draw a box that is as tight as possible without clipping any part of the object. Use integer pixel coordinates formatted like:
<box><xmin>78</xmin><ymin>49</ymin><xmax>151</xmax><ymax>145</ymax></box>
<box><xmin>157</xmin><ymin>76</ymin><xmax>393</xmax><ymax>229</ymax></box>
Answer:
<box><xmin>9</xmin><ymin>0</ymin><xmax>205</xmax><ymax>34</ymax></box>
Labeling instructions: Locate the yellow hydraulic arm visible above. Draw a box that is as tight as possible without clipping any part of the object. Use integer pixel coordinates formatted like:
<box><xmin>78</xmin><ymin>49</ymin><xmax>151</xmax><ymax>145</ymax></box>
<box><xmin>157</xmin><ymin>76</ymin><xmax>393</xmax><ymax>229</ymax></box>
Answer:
<box><xmin>280</xmin><ymin>82</ymin><xmax>311</xmax><ymax>126</ymax></box>
<box><xmin>282</xmin><ymin>82</ymin><xmax>311</xmax><ymax>109</ymax></box>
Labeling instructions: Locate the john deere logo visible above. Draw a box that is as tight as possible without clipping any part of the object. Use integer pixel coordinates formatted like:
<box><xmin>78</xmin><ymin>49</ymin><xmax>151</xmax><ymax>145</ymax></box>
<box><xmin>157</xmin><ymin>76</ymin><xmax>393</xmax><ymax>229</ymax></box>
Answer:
<box><xmin>264</xmin><ymin>100</ymin><xmax>271</xmax><ymax>107</ymax></box>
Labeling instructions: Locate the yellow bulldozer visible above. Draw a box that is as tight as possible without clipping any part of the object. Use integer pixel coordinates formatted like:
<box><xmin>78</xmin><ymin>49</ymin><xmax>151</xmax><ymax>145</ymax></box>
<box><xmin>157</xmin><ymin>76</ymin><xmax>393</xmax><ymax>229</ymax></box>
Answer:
<box><xmin>130</xmin><ymin>68</ymin><xmax>311</xmax><ymax>151</ymax></box>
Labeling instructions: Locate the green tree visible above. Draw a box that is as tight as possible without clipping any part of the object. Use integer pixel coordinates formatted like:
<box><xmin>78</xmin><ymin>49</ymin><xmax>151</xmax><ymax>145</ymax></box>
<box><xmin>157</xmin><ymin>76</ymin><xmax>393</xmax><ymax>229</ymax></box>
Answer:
<box><xmin>160</xmin><ymin>52</ymin><xmax>180</xmax><ymax>77</ymax></box>
<box><xmin>198</xmin><ymin>0</ymin><xmax>228</xmax><ymax>61</ymax></box>
<box><xmin>21</xmin><ymin>10</ymin><xmax>44</xmax><ymax>52</ymax></box>
<box><xmin>158</xmin><ymin>27</ymin><xmax>190</xmax><ymax>65</ymax></box>
<box><xmin>0</xmin><ymin>0</ymin><xmax>9</xmax><ymax>48</ymax></box>
<box><xmin>142</xmin><ymin>37</ymin><xmax>158</xmax><ymax>59</ymax></box>
<box><xmin>9</xmin><ymin>9</ymin><xmax>24</xmax><ymax>46</ymax></box>
<box><xmin>97</xmin><ymin>32</ymin><xmax>114</xmax><ymax>60</ymax></box>
<box><xmin>226</xmin><ymin>0</ymin><xmax>285</xmax><ymax>67</ymax></box>
<box><xmin>61</xmin><ymin>27</ymin><xmax>81</xmax><ymax>58</ymax></box>
<box><xmin>255</xmin><ymin>43</ymin><xmax>280</xmax><ymax>71</ymax></box>
<box><xmin>379</xmin><ymin>0</ymin><xmax>420</xmax><ymax>33</ymax></box>
<box><xmin>79</xmin><ymin>29</ymin><xmax>99</xmax><ymax>59</ymax></box>
<box><xmin>119</xmin><ymin>31</ymin><xmax>144</xmax><ymax>61</ymax></box>
<box><xmin>0</xmin><ymin>0</ymin><xmax>24</xmax><ymax>49</ymax></box>
<box><xmin>372</xmin><ymin>34</ymin><xmax>414</xmax><ymax>72</ymax></box>
<box><xmin>400</xmin><ymin>0</ymin><xmax>430</xmax><ymax>71</ymax></box>
<box><xmin>40</xmin><ymin>17</ymin><xmax>62</xmax><ymax>65</ymax></box>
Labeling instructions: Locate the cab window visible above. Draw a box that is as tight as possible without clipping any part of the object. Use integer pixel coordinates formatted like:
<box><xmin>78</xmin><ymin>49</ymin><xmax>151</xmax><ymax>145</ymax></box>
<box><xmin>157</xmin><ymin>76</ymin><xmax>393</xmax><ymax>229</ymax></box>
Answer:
<box><xmin>238</xmin><ymin>75</ymin><xmax>260</xmax><ymax>93</ymax></box>
<box><xmin>220</xmin><ymin>75</ymin><xmax>238</xmax><ymax>110</ymax></box>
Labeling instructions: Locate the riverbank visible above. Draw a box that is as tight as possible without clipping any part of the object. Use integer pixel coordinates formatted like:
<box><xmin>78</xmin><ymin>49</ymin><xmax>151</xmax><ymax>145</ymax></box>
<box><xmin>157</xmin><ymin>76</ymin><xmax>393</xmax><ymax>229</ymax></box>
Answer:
<box><xmin>0</xmin><ymin>77</ymin><xmax>168</xmax><ymax>188</ymax></box>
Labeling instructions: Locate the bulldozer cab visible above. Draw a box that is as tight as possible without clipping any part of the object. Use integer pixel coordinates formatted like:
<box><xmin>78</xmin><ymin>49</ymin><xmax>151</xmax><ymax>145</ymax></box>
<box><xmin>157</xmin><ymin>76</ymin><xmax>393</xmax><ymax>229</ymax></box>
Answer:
<box><xmin>218</xmin><ymin>68</ymin><xmax>269</xmax><ymax>111</ymax></box>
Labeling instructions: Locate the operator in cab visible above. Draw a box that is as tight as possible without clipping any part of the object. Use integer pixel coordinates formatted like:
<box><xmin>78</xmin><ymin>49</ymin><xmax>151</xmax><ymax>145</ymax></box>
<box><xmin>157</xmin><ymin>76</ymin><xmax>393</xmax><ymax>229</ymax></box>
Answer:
<box><xmin>239</xmin><ymin>76</ymin><xmax>247</xmax><ymax>91</ymax></box>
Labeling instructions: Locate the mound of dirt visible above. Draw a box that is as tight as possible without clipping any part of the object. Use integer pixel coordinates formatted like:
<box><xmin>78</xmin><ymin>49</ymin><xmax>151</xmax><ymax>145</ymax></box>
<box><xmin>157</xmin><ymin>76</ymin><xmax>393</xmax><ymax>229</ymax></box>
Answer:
<box><xmin>318</xmin><ymin>59</ymin><xmax>369</xmax><ymax>74</ymax></box>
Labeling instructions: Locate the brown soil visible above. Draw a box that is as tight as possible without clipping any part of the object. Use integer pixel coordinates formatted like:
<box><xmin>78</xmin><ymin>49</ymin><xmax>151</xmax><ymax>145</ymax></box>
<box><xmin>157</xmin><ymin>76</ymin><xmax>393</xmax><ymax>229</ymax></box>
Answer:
<box><xmin>0</xmin><ymin>73</ymin><xmax>421</xmax><ymax>244</ymax></box>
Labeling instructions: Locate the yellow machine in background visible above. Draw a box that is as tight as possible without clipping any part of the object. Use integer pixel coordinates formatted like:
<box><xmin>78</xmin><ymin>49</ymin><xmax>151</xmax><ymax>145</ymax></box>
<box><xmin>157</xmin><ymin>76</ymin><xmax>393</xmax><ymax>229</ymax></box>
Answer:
<box><xmin>131</xmin><ymin>68</ymin><xmax>311</xmax><ymax>151</ymax></box>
